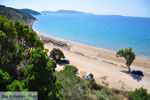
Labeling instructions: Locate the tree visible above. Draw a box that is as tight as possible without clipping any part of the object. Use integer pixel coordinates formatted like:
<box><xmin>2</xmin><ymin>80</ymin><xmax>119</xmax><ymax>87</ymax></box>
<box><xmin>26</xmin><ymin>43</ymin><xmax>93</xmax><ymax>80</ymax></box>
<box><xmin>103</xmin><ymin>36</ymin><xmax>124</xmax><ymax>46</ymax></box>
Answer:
<box><xmin>22</xmin><ymin>48</ymin><xmax>62</xmax><ymax>100</ymax></box>
<box><xmin>0</xmin><ymin>15</ymin><xmax>44</xmax><ymax>77</ymax></box>
<box><xmin>116</xmin><ymin>47</ymin><xmax>136</xmax><ymax>72</ymax></box>
<box><xmin>0</xmin><ymin>15</ymin><xmax>61</xmax><ymax>99</ymax></box>
<box><xmin>0</xmin><ymin>15</ymin><xmax>21</xmax><ymax>77</ymax></box>
<box><xmin>50</xmin><ymin>48</ymin><xmax>65</xmax><ymax>59</ymax></box>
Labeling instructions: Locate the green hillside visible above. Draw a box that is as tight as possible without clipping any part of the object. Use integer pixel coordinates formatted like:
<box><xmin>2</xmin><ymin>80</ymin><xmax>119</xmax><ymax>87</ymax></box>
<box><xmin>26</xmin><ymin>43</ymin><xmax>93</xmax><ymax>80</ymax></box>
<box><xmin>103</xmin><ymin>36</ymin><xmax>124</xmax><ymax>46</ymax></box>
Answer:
<box><xmin>0</xmin><ymin>5</ymin><xmax>36</xmax><ymax>26</ymax></box>
<box><xmin>19</xmin><ymin>9</ymin><xmax>41</xmax><ymax>15</ymax></box>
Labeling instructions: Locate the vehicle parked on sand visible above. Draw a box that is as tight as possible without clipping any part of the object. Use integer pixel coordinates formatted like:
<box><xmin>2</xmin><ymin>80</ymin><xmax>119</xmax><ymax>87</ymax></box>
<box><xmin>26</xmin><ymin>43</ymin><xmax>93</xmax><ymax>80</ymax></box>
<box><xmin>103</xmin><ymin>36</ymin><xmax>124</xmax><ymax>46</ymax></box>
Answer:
<box><xmin>50</xmin><ymin>58</ymin><xmax>70</xmax><ymax>64</ymax></box>
<box><xmin>85</xmin><ymin>73</ymin><xmax>94</xmax><ymax>80</ymax></box>
<box><xmin>131</xmin><ymin>70</ymin><xmax>144</xmax><ymax>77</ymax></box>
<box><xmin>61</xmin><ymin>59</ymin><xmax>70</xmax><ymax>64</ymax></box>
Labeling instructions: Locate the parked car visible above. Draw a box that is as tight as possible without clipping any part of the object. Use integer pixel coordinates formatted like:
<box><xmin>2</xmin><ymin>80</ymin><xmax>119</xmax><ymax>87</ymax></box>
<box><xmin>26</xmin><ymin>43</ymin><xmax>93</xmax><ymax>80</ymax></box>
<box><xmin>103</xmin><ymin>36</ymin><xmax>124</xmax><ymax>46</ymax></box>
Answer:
<box><xmin>61</xmin><ymin>59</ymin><xmax>70</xmax><ymax>64</ymax></box>
<box><xmin>55</xmin><ymin>59</ymin><xmax>62</xmax><ymax>63</ymax></box>
<box><xmin>54</xmin><ymin>59</ymin><xmax>70</xmax><ymax>64</ymax></box>
<box><xmin>131</xmin><ymin>70</ymin><xmax>144</xmax><ymax>76</ymax></box>
<box><xmin>85</xmin><ymin>73</ymin><xmax>94</xmax><ymax>80</ymax></box>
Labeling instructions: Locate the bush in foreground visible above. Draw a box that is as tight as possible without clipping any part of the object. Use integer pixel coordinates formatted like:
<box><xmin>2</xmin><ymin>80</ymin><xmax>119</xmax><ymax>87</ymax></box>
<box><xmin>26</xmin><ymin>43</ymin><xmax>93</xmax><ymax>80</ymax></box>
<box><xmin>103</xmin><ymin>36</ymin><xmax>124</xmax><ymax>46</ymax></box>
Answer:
<box><xmin>64</xmin><ymin>64</ymin><xmax>78</xmax><ymax>74</ymax></box>
<box><xmin>56</xmin><ymin>70</ymin><xmax>89</xmax><ymax>100</ymax></box>
<box><xmin>129</xmin><ymin>87</ymin><xmax>150</xmax><ymax>100</ymax></box>
<box><xmin>87</xmin><ymin>78</ymin><xmax>102</xmax><ymax>90</ymax></box>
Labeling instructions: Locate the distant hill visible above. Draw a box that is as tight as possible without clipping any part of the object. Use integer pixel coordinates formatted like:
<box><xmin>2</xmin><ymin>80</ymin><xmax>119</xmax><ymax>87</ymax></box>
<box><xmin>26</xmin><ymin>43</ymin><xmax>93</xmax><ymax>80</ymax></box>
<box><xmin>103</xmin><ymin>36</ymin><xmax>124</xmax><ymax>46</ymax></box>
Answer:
<box><xmin>19</xmin><ymin>9</ymin><xmax>41</xmax><ymax>15</ymax></box>
<box><xmin>0</xmin><ymin>5</ymin><xmax>36</xmax><ymax>26</ymax></box>
<box><xmin>41</xmin><ymin>10</ymin><xmax>93</xmax><ymax>15</ymax></box>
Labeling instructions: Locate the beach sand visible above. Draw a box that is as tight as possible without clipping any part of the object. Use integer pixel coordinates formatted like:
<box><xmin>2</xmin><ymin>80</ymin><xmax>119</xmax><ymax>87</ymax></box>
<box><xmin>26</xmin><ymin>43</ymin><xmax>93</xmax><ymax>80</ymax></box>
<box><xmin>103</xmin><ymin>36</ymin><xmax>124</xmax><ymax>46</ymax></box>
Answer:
<box><xmin>37</xmin><ymin>32</ymin><xmax>150</xmax><ymax>92</ymax></box>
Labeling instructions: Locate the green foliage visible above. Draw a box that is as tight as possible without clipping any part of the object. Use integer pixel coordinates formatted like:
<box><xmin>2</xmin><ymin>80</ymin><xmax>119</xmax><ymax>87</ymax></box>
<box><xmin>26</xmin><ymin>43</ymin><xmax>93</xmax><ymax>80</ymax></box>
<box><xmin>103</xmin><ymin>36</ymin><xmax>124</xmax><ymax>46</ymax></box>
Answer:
<box><xmin>116</xmin><ymin>47</ymin><xmax>136</xmax><ymax>72</ymax></box>
<box><xmin>0</xmin><ymin>15</ymin><xmax>43</xmax><ymax>77</ymax></box>
<box><xmin>56</xmin><ymin>70</ymin><xmax>89</xmax><ymax>100</ymax></box>
<box><xmin>14</xmin><ymin>20</ymin><xmax>44</xmax><ymax>50</ymax></box>
<box><xmin>0</xmin><ymin>15</ymin><xmax>61</xmax><ymax>100</ymax></box>
<box><xmin>22</xmin><ymin>48</ymin><xmax>62</xmax><ymax>100</ymax></box>
<box><xmin>95</xmin><ymin>91</ymin><xmax>109</xmax><ymax>100</ymax></box>
<box><xmin>64</xmin><ymin>64</ymin><xmax>78</xmax><ymax>74</ymax></box>
<box><xmin>50</xmin><ymin>48</ymin><xmax>65</xmax><ymax>59</ymax></box>
<box><xmin>129</xmin><ymin>87</ymin><xmax>150</xmax><ymax>100</ymax></box>
<box><xmin>7</xmin><ymin>80</ymin><xmax>28</xmax><ymax>91</ymax></box>
<box><xmin>0</xmin><ymin>69</ymin><xmax>12</xmax><ymax>91</ymax></box>
<box><xmin>87</xmin><ymin>78</ymin><xmax>102</xmax><ymax>90</ymax></box>
<box><xmin>49</xmin><ymin>59</ymin><xmax>57</xmax><ymax>72</ymax></box>
<box><xmin>0</xmin><ymin>5</ymin><xmax>36</xmax><ymax>23</ymax></box>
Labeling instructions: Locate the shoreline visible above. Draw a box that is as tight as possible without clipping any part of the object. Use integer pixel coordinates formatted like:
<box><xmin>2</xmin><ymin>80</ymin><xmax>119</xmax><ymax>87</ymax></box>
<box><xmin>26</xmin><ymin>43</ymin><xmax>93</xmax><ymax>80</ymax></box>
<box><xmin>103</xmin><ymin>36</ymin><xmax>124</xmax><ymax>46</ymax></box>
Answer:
<box><xmin>35</xmin><ymin>30</ymin><xmax>150</xmax><ymax>59</ymax></box>
<box><xmin>36</xmin><ymin>31</ymin><xmax>150</xmax><ymax>68</ymax></box>
<box><xmin>32</xmin><ymin>18</ymin><xmax>150</xmax><ymax>59</ymax></box>
<box><xmin>36</xmin><ymin>31</ymin><xmax>150</xmax><ymax>92</ymax></box>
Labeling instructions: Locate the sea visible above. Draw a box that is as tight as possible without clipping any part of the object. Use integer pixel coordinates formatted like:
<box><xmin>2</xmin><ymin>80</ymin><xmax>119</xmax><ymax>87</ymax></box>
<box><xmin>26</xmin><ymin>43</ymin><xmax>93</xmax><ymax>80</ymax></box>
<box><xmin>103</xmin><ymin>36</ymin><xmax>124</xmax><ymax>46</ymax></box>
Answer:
<box><xmin>33</xmin><ymin>13</ymin><xmax>150</xmax><ymax>58</ymax></box>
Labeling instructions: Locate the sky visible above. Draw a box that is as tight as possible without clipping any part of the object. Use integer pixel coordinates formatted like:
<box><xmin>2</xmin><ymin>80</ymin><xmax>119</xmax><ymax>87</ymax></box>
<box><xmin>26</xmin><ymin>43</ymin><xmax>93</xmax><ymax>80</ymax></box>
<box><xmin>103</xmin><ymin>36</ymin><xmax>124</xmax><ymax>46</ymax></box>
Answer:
<box><xmin>0</xmin><ymin>0</ymin><xmax>150</xmax><ymax>17</ymax></box>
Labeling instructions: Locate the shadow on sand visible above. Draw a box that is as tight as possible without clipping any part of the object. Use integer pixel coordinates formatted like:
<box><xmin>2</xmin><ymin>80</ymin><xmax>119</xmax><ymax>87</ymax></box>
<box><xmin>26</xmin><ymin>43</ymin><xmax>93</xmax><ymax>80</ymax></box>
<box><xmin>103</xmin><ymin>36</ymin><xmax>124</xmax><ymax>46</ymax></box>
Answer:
<box><xmin>121</xmin><ymin>70</ymin><xmax>143</xmax><ymax>82</ymax></box>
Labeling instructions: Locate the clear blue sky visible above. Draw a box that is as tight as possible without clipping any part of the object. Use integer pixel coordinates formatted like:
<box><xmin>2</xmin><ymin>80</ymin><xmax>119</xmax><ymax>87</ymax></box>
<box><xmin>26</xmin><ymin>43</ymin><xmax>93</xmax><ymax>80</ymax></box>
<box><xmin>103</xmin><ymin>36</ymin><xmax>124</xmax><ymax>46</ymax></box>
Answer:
<box><xmin>0</xmin><ymin>0</ymin><xmax>150</xmax><ymax>17</ymax></box>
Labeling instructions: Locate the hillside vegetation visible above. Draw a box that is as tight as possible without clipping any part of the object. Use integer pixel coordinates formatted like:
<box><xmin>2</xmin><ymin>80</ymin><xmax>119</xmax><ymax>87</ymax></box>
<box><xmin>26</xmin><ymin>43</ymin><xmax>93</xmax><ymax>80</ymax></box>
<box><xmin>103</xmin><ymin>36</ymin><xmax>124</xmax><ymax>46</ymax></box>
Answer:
<box><xmin>0</xmin><ymin>15</ymin><xmax>61</xmax><ymax>100</ymax></box>
<box><xmin>19</xmin><ymin>9</ymin><xmax>41</xmax><ymax>15</ymax></box>
<box><xmin>0</xmin><ymin>5</ymin><xmax>36</xmax><ymax>25</ymax></box>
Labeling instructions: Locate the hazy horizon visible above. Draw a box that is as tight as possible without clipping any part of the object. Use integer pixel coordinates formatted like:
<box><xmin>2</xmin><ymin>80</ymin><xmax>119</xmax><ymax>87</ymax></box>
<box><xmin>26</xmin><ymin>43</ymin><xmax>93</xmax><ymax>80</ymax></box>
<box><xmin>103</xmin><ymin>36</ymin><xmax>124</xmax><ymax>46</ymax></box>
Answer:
<box><xmin>0</xmin><ymin>0</ymin><xmax>150</xmax><ymax>18</ymax></box>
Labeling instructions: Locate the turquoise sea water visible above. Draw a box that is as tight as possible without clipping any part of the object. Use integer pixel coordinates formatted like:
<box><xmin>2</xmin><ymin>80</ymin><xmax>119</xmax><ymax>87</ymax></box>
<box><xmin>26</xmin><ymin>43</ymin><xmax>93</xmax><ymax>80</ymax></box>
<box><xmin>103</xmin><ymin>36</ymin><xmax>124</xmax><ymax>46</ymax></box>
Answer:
<box><xmin>33</xmin><ymin>13</ymin><xmax>150</xmax><ymax>58</ymax></box>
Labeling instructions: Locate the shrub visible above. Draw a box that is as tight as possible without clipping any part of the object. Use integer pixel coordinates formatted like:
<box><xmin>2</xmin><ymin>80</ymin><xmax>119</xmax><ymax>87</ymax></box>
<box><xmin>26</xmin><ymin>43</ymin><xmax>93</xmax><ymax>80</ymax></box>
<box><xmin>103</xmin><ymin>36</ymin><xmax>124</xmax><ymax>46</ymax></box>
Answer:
<box><xmin>87</xmin><ymin>78</ymin><xmax>102</xmax><ymax>90</ymax></box>
<box><xmin>129</xmin><ymin>87</ymin><xmax>150</xmax><ymax>100</ymax></box>
<box><xmin>96</xmin><ymin>92</ymin><xmax>109</xmax><ymax>100</ymax></box>
<box><xmin>64</xmin><ymin>64</ymin><xmax>78</xmax><ymax>74</ymax></box>
<box><xmin>101</xmin><ymin>88</ymin><xmax>112</xmax><ymax>96</ymax></box>
<box><xmin>56</xmin><ymin>70</ymin><xmax>89</xmax><ymax>100</ymax></box>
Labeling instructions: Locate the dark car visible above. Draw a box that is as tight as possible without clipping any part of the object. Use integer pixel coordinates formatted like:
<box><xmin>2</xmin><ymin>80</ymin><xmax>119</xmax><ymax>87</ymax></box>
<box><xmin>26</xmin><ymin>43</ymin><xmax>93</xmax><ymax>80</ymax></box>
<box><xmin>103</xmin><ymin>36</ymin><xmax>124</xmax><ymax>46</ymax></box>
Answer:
<box><xmin>55</xmin><ymin>59</ymin><xmax>62</xmax><ymax>63</ymax></box>
<box><xmin>61</xmin><ymin>59</ymin><xmax>70</xmax><ymax>64</ymax></box>
<box><xmin>85</xmin><ymin>73</ymin><xmax>94</xmax><ymax>80</ymax></box>
<box><xmin>131</xmin><ymin>70</ymin><xmax>144</xmax><ymax>77</ymax></box>
<box><xmin>54</xmin><ymin>58</ymin><xmax>70</xmax><ymax>64</ymax></box>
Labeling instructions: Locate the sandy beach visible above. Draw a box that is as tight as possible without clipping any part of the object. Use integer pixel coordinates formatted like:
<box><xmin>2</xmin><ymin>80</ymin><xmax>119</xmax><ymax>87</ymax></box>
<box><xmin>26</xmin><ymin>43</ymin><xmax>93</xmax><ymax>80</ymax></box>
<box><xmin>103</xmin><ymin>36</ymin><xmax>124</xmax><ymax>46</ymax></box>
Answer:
<box><xmin>37</xmin><ymin>32</ymin><xmax>150</xmax><ymax>92</ymax></box>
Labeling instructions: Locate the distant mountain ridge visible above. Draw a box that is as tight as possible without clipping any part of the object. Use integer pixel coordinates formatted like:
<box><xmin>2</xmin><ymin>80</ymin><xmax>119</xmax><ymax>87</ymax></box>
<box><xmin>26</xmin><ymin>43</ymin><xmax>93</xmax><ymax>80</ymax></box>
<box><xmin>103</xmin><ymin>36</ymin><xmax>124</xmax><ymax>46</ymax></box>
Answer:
<box><xmin>41</xmin><ymin>10</ymin><xmax>93</xmax><ymax>15</ymax></box>
<box><xmin>19</xmin><ymin>9</ymin><xmax>41</xmax><ymax>15</ymax></box>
